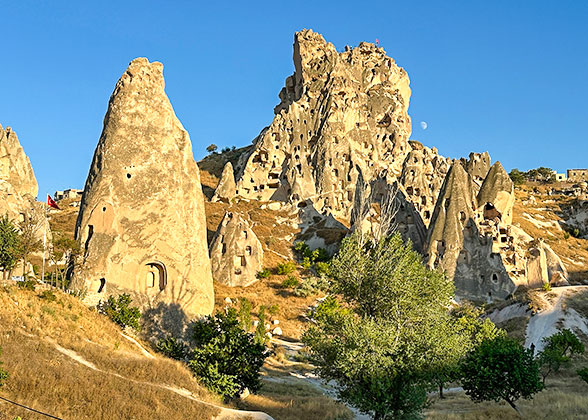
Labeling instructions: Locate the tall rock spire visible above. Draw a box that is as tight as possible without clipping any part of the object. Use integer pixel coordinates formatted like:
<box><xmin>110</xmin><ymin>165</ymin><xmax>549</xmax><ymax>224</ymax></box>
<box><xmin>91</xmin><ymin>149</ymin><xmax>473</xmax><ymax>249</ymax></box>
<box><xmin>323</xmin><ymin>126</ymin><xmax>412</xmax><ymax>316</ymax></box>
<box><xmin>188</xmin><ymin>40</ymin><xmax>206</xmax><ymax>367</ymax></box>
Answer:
<box><xmin>72</xmin><ymin>58</ymin><xmax>214</xmax><ymax>317</ymax></box>
<box><xmin>234</xmin><ymin>29</ymin><xmax>412</xmax><ymax>220</ymax></box>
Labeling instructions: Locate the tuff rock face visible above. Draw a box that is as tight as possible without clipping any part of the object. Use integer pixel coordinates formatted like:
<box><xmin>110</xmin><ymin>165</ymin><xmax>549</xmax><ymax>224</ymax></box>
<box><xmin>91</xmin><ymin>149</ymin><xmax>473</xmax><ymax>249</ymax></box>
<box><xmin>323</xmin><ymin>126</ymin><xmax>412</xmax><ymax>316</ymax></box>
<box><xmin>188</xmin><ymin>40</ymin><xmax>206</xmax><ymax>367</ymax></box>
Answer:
<box><xmin>0</xmin><ymin>125</ymin><xmax>39</xmax><ymax>218</ymax></box>
<box><xmin>212</xmin><ymin>161</ymin><xmax>236</xmax><ymax>202</ymax></box>
<box><xmin>234</xmin><ymin>29</ymin><xmax>412</xmax><ymax>220</ymax></box>
<box><xmin>424</xmin><ymin>160</ymin><xmax>567</xmax><ymax>301</ymax></box>
<box><xmin>209</xmin><ymin>212</ymin><xmax>263</xmax><ymax>287</ymax></box>
<box><xmin>71</xmin><ymin>58</ymin><xmax>214</xmax><ymax>317</ymax></box>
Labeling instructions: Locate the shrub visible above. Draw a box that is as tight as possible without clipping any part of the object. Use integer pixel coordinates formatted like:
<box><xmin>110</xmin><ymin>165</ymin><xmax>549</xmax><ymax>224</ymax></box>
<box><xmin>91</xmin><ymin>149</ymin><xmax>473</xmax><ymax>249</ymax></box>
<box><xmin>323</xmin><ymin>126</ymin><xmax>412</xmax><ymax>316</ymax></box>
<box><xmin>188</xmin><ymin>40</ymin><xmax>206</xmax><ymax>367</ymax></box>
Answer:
<box><xmin>256</xmin><ymin>268</ymin><xmax>271</xmax><ymax>279</ymax></box>
<box><xmin>578</xmin><ymin>367</ymin><xmax>588</xmax><ymax>384</ymax></box>
<box><xmin>98</xmin><ymin>293</ymin><xmax>141</xmax><ymax>331</ymax></box>
<box><xmin>39</xmin><ymin>290</ymin><xmax>57</xmax><ymax>302</ymax></box>
<box><xmin>156</xmin><ymin>336</ymin><xmax>189</xmax><ymax>360</ymax></box>
<box><xmin>238</xmin><ymin>298</ymin><xmax>253</xmax><ymax>331</ymax></box>
<box><xmin>542</xmin><ymin>282</ymin><xmax>552</xmax><ymax>292</ymax></box>
<box><xmin>564</xmin><ymin>232</ymin><xmax>571</xmax><ymax>240</ymax></box>
<box><xmin>276</xmin><ymin>261</ymin><xmax>296</xmax><ymax>275</ymax></box>
<box><xmin>189</xmin><ymin>308</ymin><xmax>270</xmax><ymax>399</ymax></box>
<box><xmin>314</xmin><ymin>261</ymin><xmax>331</xmax><ymax>276</ymax></box>
<box><xmin>312</xmin><ymin>247</ymin><xmax>330</xmax><ymax>263</ymax></box>
<box><xmin>294</xmin><ymin>241</ymin><xmax>312</xmax><ymax>259</ymax></box>
<box><xmin>17</xmin><ymin>278</ymin><xmax>36</xmax><ymax>291</ymax></box>
<box><xmin>267</xmin><ymin>304</ymin><xmax>280</xmax><ymax>316</ymax></box>
<box><xmin>255</xmin><ymin>306</ymin><xmax>269</xmax><ymax>345</ymax></box>
<box><xmin>293</xmin><ymin>276</ymin><xmax>330</xmax><ymax>297</ymax></box>
<box><xmin>281</xmin><ymin>276</ymin><xmax>299</xmax><ymax>288</ymax></box>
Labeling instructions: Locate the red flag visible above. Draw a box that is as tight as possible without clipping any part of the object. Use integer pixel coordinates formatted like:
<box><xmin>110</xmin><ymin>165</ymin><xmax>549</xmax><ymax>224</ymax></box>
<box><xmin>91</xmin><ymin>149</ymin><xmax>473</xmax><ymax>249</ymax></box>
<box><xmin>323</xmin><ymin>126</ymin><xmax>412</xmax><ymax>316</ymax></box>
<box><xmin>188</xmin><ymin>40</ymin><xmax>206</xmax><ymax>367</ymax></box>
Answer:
<box><xmin>47</xmin><ymin>194</ymin><xmax>60</xmax><ymax>210</ymax></box>
<box><xmin>376</xmin><ymin>38</ymin><xmax>379</xmax><ymax>45</ymax></box>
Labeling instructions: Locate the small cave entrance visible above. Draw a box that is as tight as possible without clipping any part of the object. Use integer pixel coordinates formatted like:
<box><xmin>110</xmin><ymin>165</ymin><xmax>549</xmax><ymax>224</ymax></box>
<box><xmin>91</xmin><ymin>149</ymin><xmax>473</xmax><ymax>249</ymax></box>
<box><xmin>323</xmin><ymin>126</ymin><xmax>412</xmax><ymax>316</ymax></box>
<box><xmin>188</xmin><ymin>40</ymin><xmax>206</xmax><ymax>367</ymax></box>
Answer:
<box><xmin>97</xmin><ymin>278</ymin><xmax>106</xmax><ymax>293</ymax></box>
<box><xmin>483</xmin><ymin>203</ymin><xmax>501</xmax><ymax>221</ymax></box>
<box><xmin>146</xmin><ymin>261</ymin><xmax>167</xmax><ymax>291</ymax></box>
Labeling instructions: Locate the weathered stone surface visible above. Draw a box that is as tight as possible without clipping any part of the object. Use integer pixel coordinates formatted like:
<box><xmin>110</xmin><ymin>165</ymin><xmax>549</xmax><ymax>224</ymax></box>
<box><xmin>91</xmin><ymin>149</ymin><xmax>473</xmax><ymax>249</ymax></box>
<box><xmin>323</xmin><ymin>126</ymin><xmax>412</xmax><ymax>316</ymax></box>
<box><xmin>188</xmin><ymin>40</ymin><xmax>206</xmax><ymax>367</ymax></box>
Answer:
<box><xmin>477</xmin><ymin>162</ymin><xmax>515</xmax><ymax>225</ymax></box>
<box><xmin>212</xmin><ymin>162</ymin><xmax>236</xmax><ymax>202</ymax></box>
<box><xmin>209</xmin><ymin>211</ymin><xmax>263</xmax><ymax>287</ymax></box>
<box><xmin>461</xmin><ymin>152</ymin><xmax>491</xmax><ymax>187</ymax></box>
<box><xmin>0</xmin><ymin>125</ymin><xmax>39</xmax><ymax>218</ymax></box>
<box><xmin>71</xmin><ymin>57</ymin><xmax>214</xmax><ymax>317</ymax></box>
<box><xmin>399</xmin><ymin>141</ymin><xmax>451</xmax><ymax>227</ymax></box>
<box><xmin>234</xmin><ymin>29</ymin><xmax>412</xmax><ymax>220</ymax></box>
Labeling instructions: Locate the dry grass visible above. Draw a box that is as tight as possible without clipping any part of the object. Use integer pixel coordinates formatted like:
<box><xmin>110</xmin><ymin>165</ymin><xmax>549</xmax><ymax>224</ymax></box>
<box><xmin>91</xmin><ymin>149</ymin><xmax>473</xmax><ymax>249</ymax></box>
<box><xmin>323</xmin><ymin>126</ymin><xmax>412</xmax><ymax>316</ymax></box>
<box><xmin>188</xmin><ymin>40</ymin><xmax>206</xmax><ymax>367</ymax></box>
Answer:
<box><xmin>238</xmin><ymin>381</ymin><xmax>353</xmax><ymax>420</ymax></box>
<box><xmin>0</xmin><ymin>284</ymin><xmax>222</xmax><ymax>420</ymax></box>
<box><xmin>512</xmin><ymin>184</ymin><xmax>588</xmax><ymax>283</ymax></box>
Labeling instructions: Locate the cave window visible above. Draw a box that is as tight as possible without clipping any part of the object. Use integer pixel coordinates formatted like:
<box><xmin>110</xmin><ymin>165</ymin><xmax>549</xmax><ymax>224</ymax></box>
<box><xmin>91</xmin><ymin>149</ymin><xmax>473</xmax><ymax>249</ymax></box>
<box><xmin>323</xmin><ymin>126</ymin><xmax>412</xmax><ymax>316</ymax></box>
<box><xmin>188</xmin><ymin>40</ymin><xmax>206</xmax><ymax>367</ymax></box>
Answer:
<box><xmin>242</xmin><ymin>230</ymin><xmax>248</xmax><ymax>239</ymax></box>
<box><xmin>102</xmin><ymin>206</ymin><xmax>106</xmax><ymax>212</ymax></box>
<box><xmin>424</xmin><ymin>210</ymin><xmax>430</xmax><ymax>219</ymax></box>
<box><xmin>97</xmin><ymin>278</ymin><xmax>106</xmax><ymax>293</ymax></box>
<box><xmin>460</xmin><ymin>211</ymin><xmax>466</xmax><ymax>222</ymax></box>
<box><xmin>240</xmin><ymin>256</ymin><xmax>247</xmax><ymax>267</ymax></box>
<box><xmin>421</xmin><ymin>196</ymin><xmax>427</xmax><ymax>206</ymax></box>
<box><xmin>235</xmin><ymin>268</ymin><xmax>242</xmax><ymax>275</ymax></box>
<box><xmin>222</xmin><ymin>243</ymin><xmax>227</xmax><ymax>255</ymax></box>
<box><xmin>84</xmin><ymin>225</ymin><xmax>94</xmax><ymax>256</ymax></box>
<box><xmin>245</xmin><ymin>246</ymin><xmax>252</xmax><ymax>256</ymax></box>
<box><xmin>126</xmin><ymin>173</ymin><xmax>131</xmax><ymax>179</ymax></box>
<box><xmin>492</xmin><ymin>273</ymin><xmax>499</xmax><ymax>283</ymax></box>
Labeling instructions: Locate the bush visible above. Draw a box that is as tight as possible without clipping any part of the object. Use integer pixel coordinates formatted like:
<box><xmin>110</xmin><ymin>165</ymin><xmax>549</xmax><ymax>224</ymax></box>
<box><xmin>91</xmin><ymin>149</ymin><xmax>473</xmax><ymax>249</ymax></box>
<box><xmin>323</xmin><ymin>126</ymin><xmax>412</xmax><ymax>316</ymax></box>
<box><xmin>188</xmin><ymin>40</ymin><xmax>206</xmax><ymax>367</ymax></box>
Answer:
<box><xmin>255</xmin><ymin>306</ymin><xmax>269</xmax><ymax>345</ymax></box>
<box><xmin>293</xmin><ymin>276</ymin><xmax>330</xmax><ymax>297</ymax></box>
<box><xmin>542</xmin><ymin>282</ymin><xmax>552</xmax><ymax>292</ymax></box>
<box><xmin>17</xmin><ymin>278</ymin><xmax>36</xmax><ymax>291</ymax></box>
<box><xmin>156</xmin><ymin>336</ymin><xmax>189</xmax><ymax>360</ymax></box>
<box><xmin>238</xmin><ymin>298</ymin><xmax>253</xmax><ymax>331</ymax></box>
<box><xmin>276</xmin><ymin>261</ymin><xmax>296</xmax><ymax>275</ymax></box>
<box><xmin>98</xmin><ymin>293</ymin><xmax>141</xmax><ymax>331</ymax></box>
<box><xmin>267</xmin><ymin>304</ymin><xmax>280</xmax><ymax>316</ymax></box>
<box><xmin>578</xmin><ymin>367</ymin><xmax>588</xmax><ymax>384</ymax></box>
<box><xmin>314</xmin><ymin>261</ymin><xmax>331</xmax><ymax>276</ymax></box>
<box><xmin>564</xmin><ymin>232</ymin><xmax>571</xmax><ymax>240</ymax></box>
<box><xmin>281</xmin><ymin>276</ymin><xmax>299</xmax><ymax>288</ymax></box>
<box><xmin>189</xmin><ymin>308</ymin><xmax>270</xmax><ymax>399</ymax></box>
<box><xmin>256</xmin><ymin>268</ymin><xmax>271</xmax><ymax>279</ymax></box>
<box><xmin>39</xmin><ymin>290</ymin><xmax>57</xmax><ymax>302</ymax></box>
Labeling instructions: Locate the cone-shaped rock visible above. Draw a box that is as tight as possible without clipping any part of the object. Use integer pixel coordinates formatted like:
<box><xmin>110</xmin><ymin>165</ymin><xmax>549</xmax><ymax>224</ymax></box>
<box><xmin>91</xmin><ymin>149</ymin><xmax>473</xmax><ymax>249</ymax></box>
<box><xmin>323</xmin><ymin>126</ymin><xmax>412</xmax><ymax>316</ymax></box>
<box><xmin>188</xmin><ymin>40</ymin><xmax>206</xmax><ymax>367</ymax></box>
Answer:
<box><xmin>0</xmin><ymin>124</ymin><xmax>39</xmax><ymax>217</ymax></box>
<box><xmin>72</xmin><ymin>58</ymin><xmax>214</xmax><ymax>316</ymax></box>
<box><xmin>477</xmin><ymin>161</ymin><xmax>515</xmax><ymax>225</ymax></box>
<box><xmin>212</xmin><ymin>161</ymin><xmax>236</xmax><ymax>202</ymax></box>
<box><xmin>209</xmin><ymin>211</ymin><xmax>263</xmax><ymax>287</ymax></box>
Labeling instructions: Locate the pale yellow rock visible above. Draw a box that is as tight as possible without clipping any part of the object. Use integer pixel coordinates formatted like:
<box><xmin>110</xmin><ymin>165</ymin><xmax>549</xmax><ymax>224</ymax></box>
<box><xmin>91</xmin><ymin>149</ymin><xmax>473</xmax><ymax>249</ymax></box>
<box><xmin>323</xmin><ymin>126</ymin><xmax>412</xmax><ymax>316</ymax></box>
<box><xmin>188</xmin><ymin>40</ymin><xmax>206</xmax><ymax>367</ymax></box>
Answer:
<box><xmin>209</xmin><ymin>211</ymin><xmax>263</xmax><ymax>287</ymax></box>
<box><xmin>71</xmin><ymin>58</ymin><xmax>214</xmax><ymax>317</ymax></box>
<box><xmin>234</xmin><ymin>29</ymin><xmax>412</xmax><ymax>220</ymax></box>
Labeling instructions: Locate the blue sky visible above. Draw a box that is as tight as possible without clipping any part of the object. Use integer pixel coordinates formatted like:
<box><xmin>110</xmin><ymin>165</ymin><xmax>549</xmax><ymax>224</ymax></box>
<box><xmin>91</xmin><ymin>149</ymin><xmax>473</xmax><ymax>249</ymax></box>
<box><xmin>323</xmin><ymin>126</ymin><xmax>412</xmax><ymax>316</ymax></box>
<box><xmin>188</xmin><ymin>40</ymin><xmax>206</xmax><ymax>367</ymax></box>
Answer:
<box><xmin>1</xmin><ymin>1</ymin><xmax>587</xmax><ymax>198</ymax></box>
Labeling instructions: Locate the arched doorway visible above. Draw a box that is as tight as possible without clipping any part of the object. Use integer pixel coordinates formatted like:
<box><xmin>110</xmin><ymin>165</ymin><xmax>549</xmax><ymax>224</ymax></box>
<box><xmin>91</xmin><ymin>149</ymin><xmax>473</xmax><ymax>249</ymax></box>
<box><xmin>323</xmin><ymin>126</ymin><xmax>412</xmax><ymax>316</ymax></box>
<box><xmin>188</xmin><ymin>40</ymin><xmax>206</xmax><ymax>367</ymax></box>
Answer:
<box><xmin>146</xmin><ymin>261</ymin><xmax>167</xmax><ymax>291</ymax></box>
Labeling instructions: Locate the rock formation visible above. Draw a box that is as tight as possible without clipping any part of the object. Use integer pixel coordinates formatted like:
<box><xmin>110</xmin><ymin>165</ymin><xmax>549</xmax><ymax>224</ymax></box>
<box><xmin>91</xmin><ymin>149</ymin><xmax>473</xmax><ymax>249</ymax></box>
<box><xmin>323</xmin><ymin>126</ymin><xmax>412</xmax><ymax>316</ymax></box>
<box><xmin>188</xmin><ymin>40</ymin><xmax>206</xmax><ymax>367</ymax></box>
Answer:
<box><xmin>212</xmin><ymin>162</ymin><xmax>236</xmax><ymax>202</ymax></box>
<box><xmin>0</xmin><ymin>125</ymin><xmax>39</xmax><ymax>219</ymax></box>
<box><xmin>233</xmin><ymin>29</ymin><xmax>412</xmax><ymax>219</ymax></box>
<box><xmin>209</xmin><ymin>212</ymin><xmax>263</xmax><ymax>287</ymax></box>
<box><xmin>71</xmin><ymin>58</ymin><xmax>214</xmax><ymax>317</ymax></box>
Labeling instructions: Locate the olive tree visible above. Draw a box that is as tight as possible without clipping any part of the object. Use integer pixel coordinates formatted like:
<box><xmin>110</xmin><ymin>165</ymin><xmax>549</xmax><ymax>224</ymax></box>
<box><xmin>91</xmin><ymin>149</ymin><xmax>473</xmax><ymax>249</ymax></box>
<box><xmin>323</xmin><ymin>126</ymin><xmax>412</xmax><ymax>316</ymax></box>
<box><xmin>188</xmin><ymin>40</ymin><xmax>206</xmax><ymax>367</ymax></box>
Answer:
<box><xmin>0</xmin><ymin>215</ymin><xmax>20</xmax><ymax>279</ymax></box>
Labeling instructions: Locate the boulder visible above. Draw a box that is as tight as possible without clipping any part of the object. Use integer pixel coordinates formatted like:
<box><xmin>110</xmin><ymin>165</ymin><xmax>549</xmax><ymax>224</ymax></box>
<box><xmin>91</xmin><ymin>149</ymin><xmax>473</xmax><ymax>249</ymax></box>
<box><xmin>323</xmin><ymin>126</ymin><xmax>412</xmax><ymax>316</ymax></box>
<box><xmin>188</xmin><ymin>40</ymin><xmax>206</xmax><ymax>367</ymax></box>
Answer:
<box><xmin>209</xmin><ymin>211</ymin><xmax>263</xmax><ymax>287</ymax></box>
<box><xmin>71</xmin><ymin>58</ymin><xmax>214</xmax><ymax>317</ymax></box>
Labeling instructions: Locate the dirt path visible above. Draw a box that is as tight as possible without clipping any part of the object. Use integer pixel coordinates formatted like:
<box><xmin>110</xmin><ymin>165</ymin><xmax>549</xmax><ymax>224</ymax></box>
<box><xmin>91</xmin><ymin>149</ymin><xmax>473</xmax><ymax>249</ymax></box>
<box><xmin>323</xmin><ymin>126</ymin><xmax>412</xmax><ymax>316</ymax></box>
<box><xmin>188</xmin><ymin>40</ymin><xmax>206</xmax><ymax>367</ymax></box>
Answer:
<box><xmin>525</xmin><ymin>285</ymin><xmax>588</xmax><ymax>353</ymax></box>
<box><xmin>53</xmin><ymin>343</ymin><xmax>273</xmax><ymax>420</ymax></box>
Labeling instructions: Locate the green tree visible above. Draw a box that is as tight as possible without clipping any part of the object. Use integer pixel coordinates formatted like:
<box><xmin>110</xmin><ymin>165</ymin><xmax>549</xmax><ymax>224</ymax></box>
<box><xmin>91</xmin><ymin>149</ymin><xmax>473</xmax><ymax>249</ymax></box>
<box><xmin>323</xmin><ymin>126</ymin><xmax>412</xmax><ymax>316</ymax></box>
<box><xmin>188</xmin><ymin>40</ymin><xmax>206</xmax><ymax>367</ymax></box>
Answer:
<box><xmin>98</xmin><ymin>293</ymin><xmax>142</xmax><ymax>330</ymax></box>
<box><xmin>429</xmin><ymin>303</ymin><xmax>505</xmax><ymax>398</ymax></box>
<box><xmin>206</xmin><ymin>144</ymin><xmax>218</xmax><ymax>154</ymax></box>
<box><xmin>16</xmin><ymin>211</ymin><xmax>43</xmax><ymax>278</ymax></box>
<box><xmin>0</xmin><ymin>215</ymin><xmax>20</xmax><ymax>279</ymax></box>
<box><xmin>189</xmin><ymin>308</ymin><xmax>270</xmax><ymax>399</ymax></box>
<box><xmin>537</xmin><ymin>328</ymin><xmax>585</xmax><ymax>385</ymax></box>
<box><xmin>460</xmin><ymin>336</ymin><xmax>543</xmax><ymax>413</ymax></box>
<box><xmin>508</xmin><ymin>169</ymin><xmax>527</xmax><ymax>186</ymax></box>
<box><xmin>304</xmin><ymin>232</ymin><xmax>456</xmax><ymax>419</ymax></box>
